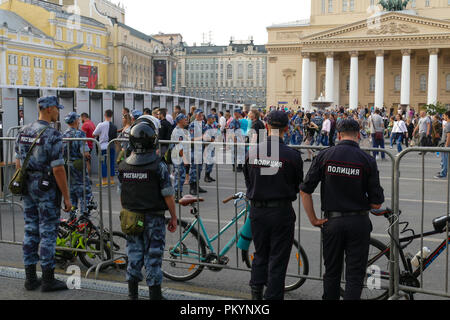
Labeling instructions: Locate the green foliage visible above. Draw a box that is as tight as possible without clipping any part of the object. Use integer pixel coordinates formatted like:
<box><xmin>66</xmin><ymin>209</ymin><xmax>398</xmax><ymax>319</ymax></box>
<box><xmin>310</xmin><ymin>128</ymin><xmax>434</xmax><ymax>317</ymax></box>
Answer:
<box><xmin>105</xmin><ymin>85</ymin><xmax>117</xmax><ymax>91</ymax></box>
<box><xmin>378</xmin><ymin>0</ymin><xmax>410</xmax><ymax>11</ymax></box>
<box><xmin>426</xmin><ymin>102</ymin><xmax>448</xmax><ymax>116</ymax></box>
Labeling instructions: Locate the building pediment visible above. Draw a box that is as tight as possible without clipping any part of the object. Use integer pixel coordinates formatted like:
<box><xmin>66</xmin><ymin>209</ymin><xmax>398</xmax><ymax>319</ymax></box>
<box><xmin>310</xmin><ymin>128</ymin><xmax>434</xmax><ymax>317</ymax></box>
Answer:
<box><xmin>304</xmin><ymin>12</ymin><xmax>450</xmax><ymax>43</ymax></box>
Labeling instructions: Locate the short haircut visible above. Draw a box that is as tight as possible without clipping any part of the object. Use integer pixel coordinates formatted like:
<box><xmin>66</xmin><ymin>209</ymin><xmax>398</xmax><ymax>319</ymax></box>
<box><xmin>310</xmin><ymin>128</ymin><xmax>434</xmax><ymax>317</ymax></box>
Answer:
<box><xmin>250</xmin><ymin>109</ymin><xmax>260</xmax><ymax>120</ymax></box>
<box><xmin>219</xmin><ymin>111</ymin><xmax>224</xmax><ymax>116</ymax></box>
<box><xmin>375</xmin><ymin>109</ymin><xmax>381</xmax><ymax>115</ymax></box>
<box><xmin>143</xmin><ymin>108</ymin><xmax>151</xmax><ymax>115</ymax></box>
<box><xmin>159</xmin><ymin>108</ymin><xmax>167</xmax><ymax>117</ymax></box>
<box><xmin>211</xmin><ymin>108</ymin><xmax>216</xmax><ymax>113</ymax></box>
<box><xmin>337</xmin><ymin>119</ymin><xmax>360</xmax><ymax>134</ymax></box>
<box><xmin>123</xmin><ymin>107</ymin><xmax>130</xmax><ymax>114</ymax></box>
<box><xmin>174</xmin><ymin>105</ymin><xmax>181</xmax><ymax>110</ymax></box>
<box><xmin>445</xmin><ymin>111</ymin><xmax>450</xmax><ymax>118</ymax></box>
<box><xmin>80</xmin><ymin>113</ymin><xmax>89</xmax><ymax>118</ymax></box>
<box><xmin>105</xmin><ymin>109</ymin><xmax>113</xmax><ymax>118</ymax></box>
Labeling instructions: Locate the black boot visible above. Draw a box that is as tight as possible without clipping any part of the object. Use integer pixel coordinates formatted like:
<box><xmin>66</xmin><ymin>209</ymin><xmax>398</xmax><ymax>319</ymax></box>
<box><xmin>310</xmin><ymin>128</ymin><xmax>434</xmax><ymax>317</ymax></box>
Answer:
<box><xmin>204</xmin><ymin>173</ymin><xmax>215</xmax><ymax>183</ymax></box>
<box><xmin>149</xmin><ymin>285</ymin><xmax>166</xmax><ymax>300</ymax></box>
<box><xmin>24</xmin><ymin>265</ymin><xmax>41</xmax><ymax>291</ymax></box>
<box><xmin>128</xmin><ymin>280</ymin><xmax>139</xmax><ymax>300</ymax></box>
<box><xmin>198</xmin><ymin>184</ymin><xmax>207</xmax><ymax>193</ymax></box>
<box><xmin>251</xmin><ymin>286</ymin><xmax>264</xmax><ymax>300</ymax></box>
<box><xmin>41</xmin><ymin>267</ymin><xmax>68</xmax><ymax>292</ymax></box>
<box><xmin>236</xmin><ymin>165</ymin><xmax>243</xmax><ymax>173</ymax></box>
<box><xmin>189</xmin><ymin>182</ymin><xmax>198</xmax><ymax>196</ymax></box>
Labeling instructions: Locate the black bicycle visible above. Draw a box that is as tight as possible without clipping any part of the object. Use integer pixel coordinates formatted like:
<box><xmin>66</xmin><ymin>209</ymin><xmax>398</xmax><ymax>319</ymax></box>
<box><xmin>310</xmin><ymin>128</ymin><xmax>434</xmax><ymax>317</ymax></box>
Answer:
<box><xmin>348</xmin><ymin>208</ymin><xmax>450</xmax><ymax>300</ymax></box>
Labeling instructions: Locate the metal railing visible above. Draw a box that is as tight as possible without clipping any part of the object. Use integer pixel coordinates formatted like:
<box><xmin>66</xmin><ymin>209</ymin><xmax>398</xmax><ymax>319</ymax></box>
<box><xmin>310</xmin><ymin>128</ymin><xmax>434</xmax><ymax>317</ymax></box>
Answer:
<box><xmin>1</xmin><ymin>132</ymin><xmax>449</xmax><ymax>300</ymax></box>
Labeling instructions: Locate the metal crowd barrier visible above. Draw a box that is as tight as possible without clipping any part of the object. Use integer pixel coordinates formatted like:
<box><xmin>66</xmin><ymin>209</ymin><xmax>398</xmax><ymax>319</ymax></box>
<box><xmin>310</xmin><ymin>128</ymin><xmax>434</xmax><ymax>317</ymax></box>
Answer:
<box><xmin>1</xmin><ymin>131</ymin><xmax>449</xmax><ymax>300</ymax></box>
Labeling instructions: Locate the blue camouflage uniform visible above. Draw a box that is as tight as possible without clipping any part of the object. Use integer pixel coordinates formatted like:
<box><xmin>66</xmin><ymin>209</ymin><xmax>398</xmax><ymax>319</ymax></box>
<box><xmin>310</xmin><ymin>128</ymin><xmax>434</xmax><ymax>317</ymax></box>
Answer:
<box><xmin>15</xmin><ymin>98</ymin><xmax>65</xmax><ymax>270</ymax></box>
<box><xmin>228</xmin><ymin>114</ymin><xmax>244</xmax><ymax>165</ymax></box>
<box><xmin>312</xmin><ymin>113</ymin><xmax>324</xmax><ymax>146</ymax></box>
<box><xmin>292</xmin><ymin>113</ymin><xmax>304</xmax><ymax>145</ymax></box>
<box><xmin>188</xmin><ymin>115</ymin><xmax>207</xmax><ymax>184</ymax></box>
<box><xmin>171</xmin><ymin>114</ymin><xmax>189</xmax><ymax>196</ymax></box>
<box><xmin>62</xmin><ymin>113</ymin><xmax>93</xmax><ymax>216</ymax></box>
<box><xmin>205</xmin><ymin>117</ymin><xmax>219</xmax><ymax>175</ymax></box>
<box><xmin>123</xmin><ymin>161</ymin><xmax>174</xmax><ymax>287</ymax></box>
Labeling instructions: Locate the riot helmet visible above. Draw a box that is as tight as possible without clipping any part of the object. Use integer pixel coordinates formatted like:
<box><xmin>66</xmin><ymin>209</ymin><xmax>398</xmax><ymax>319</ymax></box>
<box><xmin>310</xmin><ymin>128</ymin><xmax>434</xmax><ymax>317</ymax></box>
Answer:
<box><xmin>126</xmin><ymin>120</ymin><xmax>159</xmax><ymax>166</ymax></box>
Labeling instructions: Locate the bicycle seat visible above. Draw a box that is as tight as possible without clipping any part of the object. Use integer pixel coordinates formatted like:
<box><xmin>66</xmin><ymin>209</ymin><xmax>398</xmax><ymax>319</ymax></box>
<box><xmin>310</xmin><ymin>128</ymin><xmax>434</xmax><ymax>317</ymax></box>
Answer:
<box><xmin>179</xmin><ymin>195</ymin><xmax>205</xmax><ymax>207</ymax></box>
<box><xmin>433</xmin><ymin>215</ymin><xmax>450</xmax><ymax>233</ymax></box>
<box><xmin>370</xmin><ymin>208</ymin><xmax>392</xmax><ymax>217</ymax></box>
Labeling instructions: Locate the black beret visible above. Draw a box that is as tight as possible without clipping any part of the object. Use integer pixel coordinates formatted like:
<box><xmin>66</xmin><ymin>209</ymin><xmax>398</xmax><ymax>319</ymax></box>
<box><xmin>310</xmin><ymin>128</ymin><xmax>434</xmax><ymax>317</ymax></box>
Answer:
<box><xmin>267</xmin><ymin>111</ymin><xmax>289</xmax><ymax>128</ymax></box>
<box><xmin>337</xmin><ymin>119</ymin><xmax>360</xmax><ymax>133</ymax></box>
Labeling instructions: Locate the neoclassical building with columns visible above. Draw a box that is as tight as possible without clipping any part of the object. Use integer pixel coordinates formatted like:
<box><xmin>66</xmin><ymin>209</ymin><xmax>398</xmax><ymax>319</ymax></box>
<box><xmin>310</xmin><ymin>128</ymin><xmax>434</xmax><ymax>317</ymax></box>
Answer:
<box><xmin>266</xmin><ymin>0</ymin><xmax>450</xmax><ymax>111</ymax></box>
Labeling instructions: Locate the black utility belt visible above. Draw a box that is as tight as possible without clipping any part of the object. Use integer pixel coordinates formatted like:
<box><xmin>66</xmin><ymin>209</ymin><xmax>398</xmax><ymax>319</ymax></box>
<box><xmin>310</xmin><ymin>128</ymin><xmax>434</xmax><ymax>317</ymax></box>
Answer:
<box><xmin>324</xmin><ymin>211</ymin><xmax>368</xmax><ymax>219</ymax></box>
<box><xmin>251</xmin><ymin>199</ymin><xmax>292</xmax><ymax>208</ymax></box>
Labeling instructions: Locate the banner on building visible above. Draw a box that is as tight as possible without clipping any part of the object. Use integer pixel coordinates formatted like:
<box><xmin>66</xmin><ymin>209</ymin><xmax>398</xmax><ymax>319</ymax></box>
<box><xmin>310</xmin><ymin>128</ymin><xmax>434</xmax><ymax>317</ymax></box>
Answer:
<box><xmin>154</xmin><ymin>60</ymin><xmax>167</xmax><ymax>87</ymax></box>
<box><xmin>79</xmin><ymin>65</ymin><xmax>98</xmax><ymax>89</ymax></box>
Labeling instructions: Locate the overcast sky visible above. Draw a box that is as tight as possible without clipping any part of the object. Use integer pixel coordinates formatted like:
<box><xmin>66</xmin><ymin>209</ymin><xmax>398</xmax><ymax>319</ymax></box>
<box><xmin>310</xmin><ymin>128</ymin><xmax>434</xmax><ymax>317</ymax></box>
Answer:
<box><xmin>116</xmin><ymin>0</ymin><xmax>311</xmax><ymax>46</ymax></box>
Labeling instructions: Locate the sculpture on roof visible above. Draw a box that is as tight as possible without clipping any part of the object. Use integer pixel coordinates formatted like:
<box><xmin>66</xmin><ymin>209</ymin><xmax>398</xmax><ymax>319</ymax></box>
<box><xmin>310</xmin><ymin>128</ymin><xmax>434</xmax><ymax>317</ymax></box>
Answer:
<box><xmin>379</xmin><ymin>0</ymin><xmax>409</xmax><ymax>11</ymax></box>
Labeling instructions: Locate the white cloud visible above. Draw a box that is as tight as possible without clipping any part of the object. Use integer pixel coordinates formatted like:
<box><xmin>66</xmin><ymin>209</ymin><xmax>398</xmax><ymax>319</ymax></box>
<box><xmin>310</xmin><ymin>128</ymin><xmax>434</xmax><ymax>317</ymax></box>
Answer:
<box><xmin>116</xmin><ymin>0</ymin><xmax>311</xmax><ymax>45</ymax></box>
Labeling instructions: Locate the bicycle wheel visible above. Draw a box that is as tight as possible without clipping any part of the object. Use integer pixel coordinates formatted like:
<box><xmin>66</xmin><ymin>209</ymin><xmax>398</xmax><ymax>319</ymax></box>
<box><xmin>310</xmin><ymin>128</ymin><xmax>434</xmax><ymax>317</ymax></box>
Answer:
<box><xmin>162</xmin><ymin>218</ymin><xmax>207</xmax><ymax>282</ymax></box>
<box><xmin>105</xmin><ymin>231</ymin><xmax>128</xmax><ymax>269</ymax></box>
<box><xmin>340</xmin><ymin>237</ymin><xmax>391</xmax><ymax>300</ymax></box>
<box><xmin>242</xmin><ymin>239</ymin><xmax>309</xmax><ymax>292</ymax></box>
<box><xmin>78</xmin><ymin>238</ymin><xmax>111</xmax><ymax>270</ymax></box>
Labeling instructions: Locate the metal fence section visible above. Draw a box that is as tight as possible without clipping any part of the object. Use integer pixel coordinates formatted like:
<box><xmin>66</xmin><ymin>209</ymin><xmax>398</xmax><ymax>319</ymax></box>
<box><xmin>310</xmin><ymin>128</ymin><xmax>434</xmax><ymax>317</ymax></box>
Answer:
<box><xmin>390</xmin><ymin>147</ymin><xmax>450</xmax><ymax>300</ymax></box>
<box><xmin>1</xmin><ymin>129</ymin><xmax>449</xmax><ymax>300</ymax></box>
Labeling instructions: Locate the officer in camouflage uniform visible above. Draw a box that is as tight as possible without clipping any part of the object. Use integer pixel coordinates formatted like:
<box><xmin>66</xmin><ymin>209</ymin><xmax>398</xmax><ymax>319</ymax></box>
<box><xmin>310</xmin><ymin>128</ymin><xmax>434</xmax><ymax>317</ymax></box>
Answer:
<box><xmin>204</xmin><ymin>114</ymin><xmax>219</xmax><ymax>183</ymax></box>
<box><xmin>62</xmin><ymin>112</ymin><xmax>95</xmax><ymax>218</ymax></box>
<box><xmin>118</xmin><ymin>119</ymin><xmax>177</xmax><ymax>300</ymax></box>
<box><xmin>188</xmin><ymin>109</ymin><xmax>208</xmax><ymax>195</ymax></box>
<box><xmin>15</xmin><ymin>96</ymin><xmax>71</xmax><ymax>292</ymax></box>
<box><xmin>171</xmin><ymin>113</ymin><xmax>189</xmax><ymax>202</ymax></box>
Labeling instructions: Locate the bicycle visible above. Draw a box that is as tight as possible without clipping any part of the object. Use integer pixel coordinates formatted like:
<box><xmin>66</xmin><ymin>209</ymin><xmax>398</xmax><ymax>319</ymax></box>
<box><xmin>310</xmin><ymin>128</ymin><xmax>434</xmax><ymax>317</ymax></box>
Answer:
<box><xmin>349</xmin><ymin>208</ymin><xmax>450</xmax><ymax>300</ymax></box>
<box><xmin>162</xmin><ymin>192</ymin><xmax>309</xmax><ymax>292</ymax></box>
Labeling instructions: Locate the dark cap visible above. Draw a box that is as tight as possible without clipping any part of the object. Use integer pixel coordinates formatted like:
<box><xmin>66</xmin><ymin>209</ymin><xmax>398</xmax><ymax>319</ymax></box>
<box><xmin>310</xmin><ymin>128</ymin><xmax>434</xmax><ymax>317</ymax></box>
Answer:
<box><xmin>337</xmin><ymin>119</ymin><xmax>360</xmax><ymax>133</ymax></box>
<box><xmin>267</xmin><ymin>111</ymin><xmax>289</xmax><ymax>128</ymax></box>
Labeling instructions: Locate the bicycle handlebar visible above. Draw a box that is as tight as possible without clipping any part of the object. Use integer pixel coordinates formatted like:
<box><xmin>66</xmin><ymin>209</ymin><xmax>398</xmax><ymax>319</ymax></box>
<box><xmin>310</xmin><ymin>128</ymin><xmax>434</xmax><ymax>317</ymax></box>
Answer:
<box><xmin>223</xmin><ymin>192</ymin><xmax>247</xmax><ymax>204</ymax></box>
<box><xmin>223</xmin><ymin>196</ymin><xmax>234</xmax><ymax>204</ymax></box>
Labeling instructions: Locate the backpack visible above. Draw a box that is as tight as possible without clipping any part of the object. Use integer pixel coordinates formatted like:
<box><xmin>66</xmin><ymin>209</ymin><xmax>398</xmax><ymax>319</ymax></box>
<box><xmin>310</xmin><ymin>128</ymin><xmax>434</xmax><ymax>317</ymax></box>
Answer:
<box><xmin>108</xmin><ymin>122</ymin><xmax>118</xmax><ymax>142</ymax></box>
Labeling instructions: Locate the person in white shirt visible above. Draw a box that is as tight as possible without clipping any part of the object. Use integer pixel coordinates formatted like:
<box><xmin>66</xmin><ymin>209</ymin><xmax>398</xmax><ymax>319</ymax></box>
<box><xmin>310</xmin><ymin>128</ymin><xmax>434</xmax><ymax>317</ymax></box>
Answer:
<box><xmin>93</xmin><ymin>109</ymin><xmax>116</xmax><ymax>186</ymax></box>
<box><xmin>320</xmin><ymin>113</ymin><xmax>331</xmax><ymax>146</ymax></box>
<box><xmin>391</xmin><ymin>114</ymin><xmax>408</xmax><ymax>153</ymax></box>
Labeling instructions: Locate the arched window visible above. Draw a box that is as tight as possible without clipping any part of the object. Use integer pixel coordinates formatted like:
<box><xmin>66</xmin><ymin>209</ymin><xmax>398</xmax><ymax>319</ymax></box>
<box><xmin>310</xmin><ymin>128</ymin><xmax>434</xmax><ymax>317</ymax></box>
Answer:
<box><xmin>227</xmin><ymin>64</ymin><xmax>233</xmax><ymax>79</ymax></box>
<box><xmin>394</xmin><ymin>75</ymin><xmax>401</xmax><ymax>92</ymax></box>
<box><xmin>420</xmin><ymin>74</ymin><xmax>427</xmax><ymax>92</ymax></box>
<box><xmin>238</xmin><ymin>64</ymin><xmax>243</xmax><ymax>79</ymax></box>
<box><xmin>248</xmin><ymin>64</ymin><xmax>253</xmax><ymax>79</ymax></box>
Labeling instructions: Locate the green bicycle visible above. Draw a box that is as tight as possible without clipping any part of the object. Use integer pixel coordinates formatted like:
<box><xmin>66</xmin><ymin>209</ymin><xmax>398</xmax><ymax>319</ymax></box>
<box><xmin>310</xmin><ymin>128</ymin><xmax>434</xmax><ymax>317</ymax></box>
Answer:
<box><xmin>162</xmin><ymin>192</ymin><xmax>309</xmax><ymax>292</ymax></box>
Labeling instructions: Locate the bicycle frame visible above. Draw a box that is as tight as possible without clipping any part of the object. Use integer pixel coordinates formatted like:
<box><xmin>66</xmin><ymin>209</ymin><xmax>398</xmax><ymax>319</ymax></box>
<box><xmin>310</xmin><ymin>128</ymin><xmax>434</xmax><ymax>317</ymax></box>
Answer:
<box><xmin>171</xmin><ymin>199</ymin><xmax>250</xmax><ymax>260</ymax></box>
<box><xmin>371</xmin><ymin>230</ymin><xmax>450</xmax><ymax>280</ymax></box>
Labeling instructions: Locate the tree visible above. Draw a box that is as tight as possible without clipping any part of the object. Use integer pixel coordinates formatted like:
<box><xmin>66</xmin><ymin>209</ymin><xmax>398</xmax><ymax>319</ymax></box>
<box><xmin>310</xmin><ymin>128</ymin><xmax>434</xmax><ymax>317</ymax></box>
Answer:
<box><xmin>426</xmin><ymin>102</ymin><xmax>447</xmax><ymax>116</ymax></box>
<box><xmin>379</xmin><ymin>0</ymin><xmax>409</xmax><ymax>11</ymax></box>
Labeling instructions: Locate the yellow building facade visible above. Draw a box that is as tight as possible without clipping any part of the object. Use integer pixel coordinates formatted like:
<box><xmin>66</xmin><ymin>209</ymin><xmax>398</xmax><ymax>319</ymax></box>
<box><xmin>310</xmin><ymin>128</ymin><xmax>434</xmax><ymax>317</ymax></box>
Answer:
<box><xmin>0</xmin><ymin>0</ymin><xmax>109</xmax><ymax>89</ymax></box>
<box><xmin>266</xmin><ymin>0</ymin><xmax>450</xmax><ymax>112</ymax></box>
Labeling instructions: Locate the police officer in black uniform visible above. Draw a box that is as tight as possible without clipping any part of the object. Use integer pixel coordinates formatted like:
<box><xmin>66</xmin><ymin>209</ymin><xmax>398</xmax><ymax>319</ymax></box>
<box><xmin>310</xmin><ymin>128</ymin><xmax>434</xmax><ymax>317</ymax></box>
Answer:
<box><xmin>300</xmin><ymin>119</ymin><xmax>384</xmax><ymax>300</ymax></box>
<box><xmin>243</xmin><ymin>110</ymin><xmax>303</xmax><ymax>300</ymax></box>
<box><xmin>118</xmin><ymin>119</ymin><xmax>177</xmax><ymax>300</ymax></box>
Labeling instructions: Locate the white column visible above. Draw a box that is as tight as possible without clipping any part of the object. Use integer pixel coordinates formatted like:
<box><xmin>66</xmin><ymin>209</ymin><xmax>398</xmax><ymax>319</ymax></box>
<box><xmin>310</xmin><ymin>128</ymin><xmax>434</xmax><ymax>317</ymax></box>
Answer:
<box><xmin>310</xmin><ymin>57</ymin><xmax>317</xmax><ymax>102</ymax></box>
<box><xmin>400</xmin><ymin>49</ymin><xmax>411</xmax><ymax>107</ymax></box>
<box><xmin>374</xmin><ymin>50</ymin><xmax>384</xmax><ymax>110</ymax></box>
<box><xmin>325</xmin><ymin>52</ymin><xmax>334</xmax><ymax>103</ymax></box>
<box><xmin>301</xmin><ymin>53</ymin><xmax>311</xmax><ymax>110</ymax></box>
<box><xmin>427</xmin><ymin>48</ymin><xmax>439</xmax><ymax>105</ymax></box>
<box><xmin>333</xmin><ymin>58</ymin><xmax>340</xmax><ymax>107</ymax></box>
<box><xmin>349</xmin><ymin>51</ymin><xmax>359</xmax><ymax>110</ymax></box>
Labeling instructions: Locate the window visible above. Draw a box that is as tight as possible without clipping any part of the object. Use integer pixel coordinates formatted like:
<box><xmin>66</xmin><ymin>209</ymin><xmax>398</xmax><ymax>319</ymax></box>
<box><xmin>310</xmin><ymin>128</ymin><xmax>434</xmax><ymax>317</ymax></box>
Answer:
<box><xmin>248</xmin><ymin>64</ymin><xmax>253</xmax><ymax>79</ymax></box>
<box><xmin>8</xmin><ymin>54</ymin><xmax>18</xmax><ymax>65</ymax></box>
<box><xmin>346</xmin><ymin>76</ymin><xmax>350</xmax><ymax>92</ymax></box>
<box><xmin>446</xmin><ymin>74</ymin><xmax>450</xmax><ymax>91</ymax></box>
<box><xmin>57</xmin><ymin>60</ymin><xmax>64</xmax><ymax>71</ymax></box>
<box><xmin>67</xmin><ymin>29</ymin><xmax>73</xmax><ymax>42</ymax></box>
<box><xmin>227</xmin><ymin>64</ymin><xmax>233</xmax><ymax>79</ymax></box>
<box><xmin>369</xmin><ymin>75</ymin><xmax>375</xmax><ymax>92</ymax></box>
<box><xmin>322</xmin><ymin>0</ymin><xmax>326</xmax><ymax>13</ymax></box>
<box><xmin>77</xmin><ymin>31</ymin><xmax>83</xmax><ymax>44</ymax></box>
<box><xmin>328</xmin><ymin>0</ymin><xmax>333</xmax><ymax>12</ymax></box>
<box><xmin>420</xmin><ymin>74</ymin><xmax>427</xmax><ymax>92</ymax></box>
<box><xmin>238</xmin><ymin>64</ymin><xmax>243</xmax><ymax>79</ymax></box>
<box><xmin>45</xmin><ymin>59</ymin><xmax>53</xmax><ymax>70</ymax></box>
<box><xmin>349</xmin><ymin>0</ymin><xmax>354</xmax><ymax>11</ymax></box>
<box><xmin>56</xmin><ymin>28</ymin><xmax>62</xmax><ymax>41</ymax></box>
<box><xmin>394</xmin><ymin>75</ymin><xmax>401</xmax><ymax>92</ymax></box>
<box><xmin>342</xmin><ymin>0</ymin><xmax>348</xmax><ymax>11</ymax></box>
<box><xmin>425</xmin><ymin>0</ymin><xmax>430</xmax><ymax>7</ymax></box>
<box><xmin>87</xmin><ymin>33</ymin><xmax>93</xmax><ymax>45</ymax></box>
<box><xmin>96</xmin><ymin>35</ymin><xmax>101</xmax><ymax>47</ymax></box>
<box><xmin>22</xmin><ymin>56</ymin><xmax>30</xmax><ymax>67</ymax></box>
<box><xmin>34</xmin><ymin>58</ymin><xmax>42</xmax><ymax>68</ymax></box>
